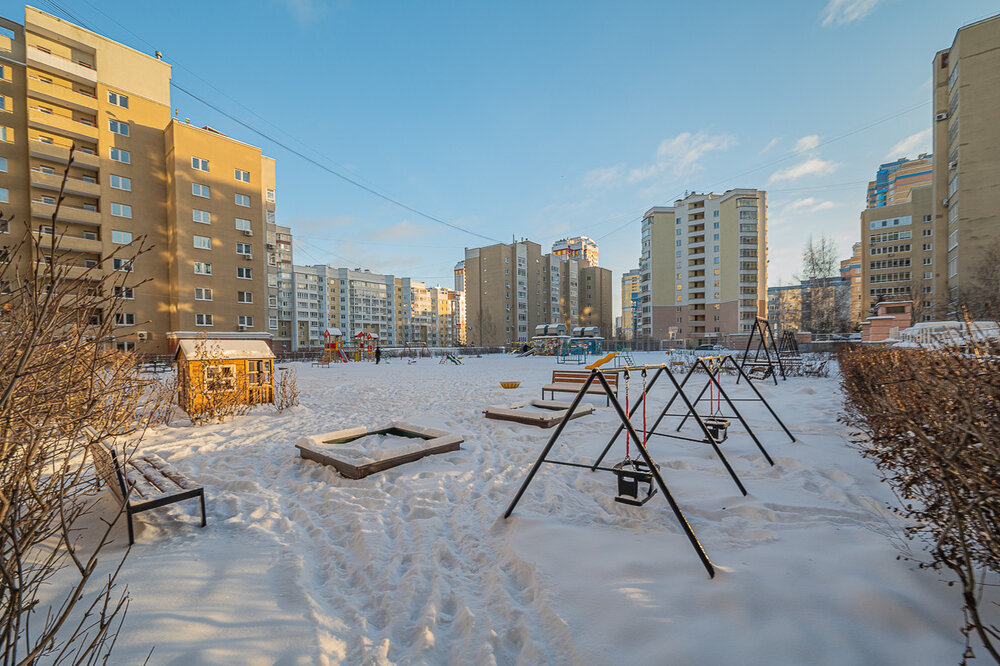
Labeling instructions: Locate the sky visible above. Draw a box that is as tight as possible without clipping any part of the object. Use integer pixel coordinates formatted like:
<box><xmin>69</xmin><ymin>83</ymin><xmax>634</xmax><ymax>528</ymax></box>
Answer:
<box><xmin>9</xmin><ymin>0</ymin><xmax>1000</xmax><ymax>314</ymax></box>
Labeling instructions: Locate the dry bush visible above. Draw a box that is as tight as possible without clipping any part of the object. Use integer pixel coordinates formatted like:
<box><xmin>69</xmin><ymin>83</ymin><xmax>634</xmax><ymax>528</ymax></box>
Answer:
<box><xmin>182</xmin><ymin>337</ymin><xmax>253</xmax><ymax>425</ymax></box>
<box><xmin>274</xmin><ymin>366</ymin><xmax>299</xmax><ymax>412</ymax></box>
<box><xmin>1</xmin><ymin>170</ymin><xmax>170</xmax><ymax>662</ymax></box>
<box><xmin>840</xmin><ymin>338</ymin><xmax>1000</xmax><ymax>663</ymax></box>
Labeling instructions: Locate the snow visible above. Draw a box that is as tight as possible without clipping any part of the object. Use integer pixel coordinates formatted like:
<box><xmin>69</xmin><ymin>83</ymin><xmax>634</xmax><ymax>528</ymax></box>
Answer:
<box><xmin>176</xmin><ymin>338</ymin><xmax>276</xmax><ymax>360</ymax></box>
<box><xmin>308</xmin><ymin>433</ymin><xmax>434</xmax><ymax>466</ymax></box>
<box><xmin>95</xmin><ymin>352</ymin><xmax>980</xmax><ymax>663</ymax></box>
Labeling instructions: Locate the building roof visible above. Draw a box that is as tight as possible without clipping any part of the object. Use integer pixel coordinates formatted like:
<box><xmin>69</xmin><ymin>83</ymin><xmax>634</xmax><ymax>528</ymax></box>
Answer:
<box><xmin>176</xmin><ymin>339</ymin><xmax>275</xmax><ymax>360</ymax></box>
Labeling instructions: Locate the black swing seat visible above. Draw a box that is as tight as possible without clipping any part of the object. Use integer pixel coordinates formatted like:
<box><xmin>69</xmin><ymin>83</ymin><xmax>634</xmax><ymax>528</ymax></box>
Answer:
<box><xmin>613</xmin><ymin>458</ymin><xmax>658</xmax><ymax>506</ymax></box>
<box><xmin>703</xmin><ymin>417</ymin><xmax>730</xmax><ymax>443</ymax></box>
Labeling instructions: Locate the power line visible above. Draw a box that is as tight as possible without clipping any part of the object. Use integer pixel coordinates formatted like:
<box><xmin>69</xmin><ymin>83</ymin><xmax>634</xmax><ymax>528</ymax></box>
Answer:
<box><xmin>43</xmin><ymin>0</ymin><xmax>503</xmax><ymax>246</ymax></box>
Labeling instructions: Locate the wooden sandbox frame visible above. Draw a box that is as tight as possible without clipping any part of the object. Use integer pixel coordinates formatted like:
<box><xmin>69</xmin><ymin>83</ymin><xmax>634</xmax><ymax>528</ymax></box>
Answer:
<box><xmin>296</xmin><ymin>421</ymin><xmax>463</xmax><ymax>479</ymax></box>
<box><xmin>483</xmin><ymin>399</ymin><xmax>595</xmax><ymax>428</ymax></box>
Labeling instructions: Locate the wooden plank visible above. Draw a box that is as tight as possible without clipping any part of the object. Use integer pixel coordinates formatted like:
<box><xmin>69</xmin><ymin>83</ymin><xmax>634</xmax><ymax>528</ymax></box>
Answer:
<box><xmin>128</xmin><ymin>457</ymin><xmax>175</xmax><ymax>494</ymax></box>
<box><xmin>483</xmin><ymin>402</ymin><xmax>595</xmax><ymax>428</ymax></box>
<box><xmin>120</xmin><ymin>466</ymin><xmax>163</xmax><ymax>501</ymax></box>
<box><xmin>296</xmin><ymin>428</ymin><xmax>464</xmax><ymax>480</ymax></box>
<box><xmin>141</xmin><ymin>453</ymin><xmax>200</xmax><ymax>492</ymax></box>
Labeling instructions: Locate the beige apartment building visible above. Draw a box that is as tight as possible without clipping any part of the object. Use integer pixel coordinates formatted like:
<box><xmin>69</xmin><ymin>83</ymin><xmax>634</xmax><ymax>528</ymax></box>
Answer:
<box><xmin>620</xmin><ymin>267</ymin><xmax>641</xmax><ymax>337</ymax></box>
<box><xmin>551</xmin><ymin>236</ymin><xmax>599</xmax><ymax>267</ymax></box>
<box><xmin>0</xmin><ymin>7</ymin><xmax>278</xmax><ymax>354</ymax></box>
<box><xmin>638</xmin><ymin>190</ymin><xmax>767</xmax><ymax>344</ymax></box>
<box><xmin>840</xmin><ymin>242</ymin><xmax>863</xmax><ymax>328</ymax></box>
<box><xmin>933</xmin><ymin>14</ymin><xmax>1000</xmax><ymax>313</ymax></box>
<box><xmin>462</xmin><ymin>240</ymin><xmax>612</xmax><ymax>346</ymax></box>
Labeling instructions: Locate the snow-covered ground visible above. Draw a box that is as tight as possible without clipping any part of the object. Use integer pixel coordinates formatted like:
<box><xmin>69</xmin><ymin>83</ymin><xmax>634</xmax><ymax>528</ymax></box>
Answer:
<box><xmin>102</xmin><ymin>352</ymin><xmax>976</xmax><ymax>664</ymax></box>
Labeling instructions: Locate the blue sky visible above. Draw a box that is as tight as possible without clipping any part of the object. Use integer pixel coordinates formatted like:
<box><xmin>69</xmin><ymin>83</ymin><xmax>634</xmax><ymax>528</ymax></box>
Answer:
<box><xmin>12</xmin><ymin>0</ymin><xmax>1000</xmax><ymax>312</ymax></box>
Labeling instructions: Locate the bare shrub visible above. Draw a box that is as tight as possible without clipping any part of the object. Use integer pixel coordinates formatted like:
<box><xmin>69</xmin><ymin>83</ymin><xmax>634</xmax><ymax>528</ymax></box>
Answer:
<box><xmin>274</xmin><ymin>366</ymin><xmax>300</xmax><ymax>411</ymax></box>
<box><xmin>840</xmin><ymin>338</ymin><xmax>1000</xmax><ymax>664</ymax></box>
<box><xmin>1</xmin><ymin>159</ymin><xmax>170</xmax><ymax>663</ymax></box>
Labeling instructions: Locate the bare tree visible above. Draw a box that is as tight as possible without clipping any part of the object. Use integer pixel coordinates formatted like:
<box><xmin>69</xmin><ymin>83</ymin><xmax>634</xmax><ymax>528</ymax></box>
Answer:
<box><xmin>958</xmin><ymin>241</ymin><xmax>1000</xmax><ymax>320</ymax></box>
<box><xmin>1</xmin><ymin>156</ymin><xmax>170</xmax><ymax>663</ymax></box>
<box><xmin>797</xmin><ymin>235</ymin><xmax>849</xmax><ymax>334</ymax></box>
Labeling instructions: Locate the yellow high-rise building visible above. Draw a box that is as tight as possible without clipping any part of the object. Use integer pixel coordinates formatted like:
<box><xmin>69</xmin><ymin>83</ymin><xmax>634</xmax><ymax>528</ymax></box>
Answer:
<box><xmin>0</xmin><ymin>7</ymin><xmax>281</xmax><ymax>354</ymax></box>
<box><xmin>620</xmin><ymin>268</ymin><xmax>641</xmax><ymax>338</ymax></box>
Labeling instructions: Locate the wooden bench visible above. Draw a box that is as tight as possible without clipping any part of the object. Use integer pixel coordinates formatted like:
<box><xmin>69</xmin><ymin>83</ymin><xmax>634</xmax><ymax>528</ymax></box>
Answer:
<box><xmin>88</xmin><ymin>435</ymin><xmax>206</xmax><ymax>545</ymax></box>
<box><xmin>542</xmin><ymin>370</ymin><xmax>618</xmax><ymax>405</ymax></box>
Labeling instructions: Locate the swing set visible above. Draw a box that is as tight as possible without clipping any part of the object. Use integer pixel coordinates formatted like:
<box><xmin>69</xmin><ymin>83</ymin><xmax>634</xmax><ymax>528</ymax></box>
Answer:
<box><xmin>503</xmin><ymin>353</ymin><xmax>795</xmax><ymax>578</ymax></box>
<box><xmin>737</xmin><ymin>317</ymin><xmax>785</xmax><ymax>385</ymax></box>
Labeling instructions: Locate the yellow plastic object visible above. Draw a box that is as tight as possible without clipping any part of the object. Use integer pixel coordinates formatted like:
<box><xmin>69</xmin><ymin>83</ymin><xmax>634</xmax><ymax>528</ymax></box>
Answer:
<box><xmin>586</xmin><ymin>352</ymin><xmax>616</xmax><ymax>370</ymax></box>
<box><xmin>499</xmin><ymin>381</ymin><xmax>521</xmax><ymax>389</ymax></box>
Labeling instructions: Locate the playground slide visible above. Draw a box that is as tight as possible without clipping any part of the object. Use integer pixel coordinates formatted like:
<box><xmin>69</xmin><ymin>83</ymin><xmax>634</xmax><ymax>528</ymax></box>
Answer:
<box><xmin>515</xmin><ymin>348</ymin><xmax>535</xmax><ymax>357</ymax></box>
<box><xmin>448</xmin><ymin>354</ymin><xmax>463</xmax><ymax>365</ymax></box>
<box><xmin>338</xmin><ymin>349</ymin><xmax>348</xmax><ymax>363</ymax></box>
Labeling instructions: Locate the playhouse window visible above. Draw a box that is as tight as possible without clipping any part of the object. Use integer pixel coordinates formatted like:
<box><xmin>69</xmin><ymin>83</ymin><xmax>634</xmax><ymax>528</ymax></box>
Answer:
<box><xmin>204</xmin><ymin>364</ymin><xmax>237</xmax><ymax>392</ymax></box>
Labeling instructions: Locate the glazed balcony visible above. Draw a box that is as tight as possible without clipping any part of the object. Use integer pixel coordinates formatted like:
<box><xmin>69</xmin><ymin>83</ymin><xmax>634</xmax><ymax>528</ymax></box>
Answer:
<box><xmin>31</xmin><ymin>200</ymin><xmax>101</xmax><ymax>226</ymax></box>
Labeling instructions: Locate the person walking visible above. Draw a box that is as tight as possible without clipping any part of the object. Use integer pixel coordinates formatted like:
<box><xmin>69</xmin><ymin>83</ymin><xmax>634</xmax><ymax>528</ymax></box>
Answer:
<box><xmin>375</xmin><ymin>345</ymin><xmax>382</xmax><ymax>365</ymax></box>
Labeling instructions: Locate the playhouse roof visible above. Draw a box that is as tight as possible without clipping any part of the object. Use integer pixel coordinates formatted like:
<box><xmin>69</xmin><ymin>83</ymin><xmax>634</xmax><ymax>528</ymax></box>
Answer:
<box><xmin>176</xmin><ymin>339</ymin><xmax>276</xmax><ymax>361</ymax></box>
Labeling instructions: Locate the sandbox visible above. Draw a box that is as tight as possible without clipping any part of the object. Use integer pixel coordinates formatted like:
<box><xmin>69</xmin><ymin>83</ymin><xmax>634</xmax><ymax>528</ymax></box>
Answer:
<box><xmin>483</xmin><ymin>399</ymin><xmax>595</xmax><ymax>428</ymax></box>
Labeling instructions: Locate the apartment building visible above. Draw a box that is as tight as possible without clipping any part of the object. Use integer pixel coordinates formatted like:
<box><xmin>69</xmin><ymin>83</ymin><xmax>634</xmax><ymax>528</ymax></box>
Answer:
<box><xmin>0</xmin><ymin>7</ymin><xmax>277</xmax><ymax>354</ymax></box>
<box><xmin>866</xmin><ymin>155</ymin><xmax>933</xmax><ymax>208</ymax></box>
<box><xmin>462</xmin><ymin>240</ymin><xmax>613</xmax><ymax>346</ymax></box>
<box><xmin>620</xmin><ymin>267</ymin><xmax>641</xmax><ymax>338</ymax></box>
<box><xmin>638</xmin><ymin>190</ymin><xmax>767</xmax><ymax>344</ymax></box>
<box><xmin>551</xmin><ymin>236</ymin><xmax>599</xmax><ymax>267</ymax></box>
<box><xmin>271</xmin><ymin>225</ymin><xmax>294</xmax><ymax>350</ymax></box>
<box><xmin>767</xmin><ymin>284</ymin><xmax>802</xmax><ymax>334</ymax></box>
<box><xmin>933</xmin><ymin>14</ymin><xmax>1000</xmax><ymax>313</ymax></box>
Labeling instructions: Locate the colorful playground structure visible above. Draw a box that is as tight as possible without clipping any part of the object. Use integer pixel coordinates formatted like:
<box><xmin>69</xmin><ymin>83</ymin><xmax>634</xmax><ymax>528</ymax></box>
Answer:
<box><xmin>531</xmin><ymin>324</ymin><xmax>604</xmax><ymax>359</ymax></box>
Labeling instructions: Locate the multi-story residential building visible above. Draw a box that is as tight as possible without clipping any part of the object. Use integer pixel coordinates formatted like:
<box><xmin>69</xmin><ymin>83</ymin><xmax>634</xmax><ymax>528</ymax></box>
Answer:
<box><xmin>620</xmin><ymin>268</ymin><xmax>642</xmax><ymax>338</ymax></box>
<box><xmin>840</xmin><ymin>242</ymin><xmax>863</xmax><ymax>328</ymax></box>
<box><xmin>866</xmin><ymin>155</ymin><xmax>933</xmax><ymax>208</ymax></box>
<box><xmin>0</xmin><ymin>7</ymin><xmax>277</xmax><ymax>354</ymax></box>
<box><xmin>933</xmin><ymin>14</ymin><xmax>1000</xmax><ymax>314</ymax></box>
<box><xmin>453</xmin><ymin>260</ymin><xmax>465</xmax><ymax>292</ymax></box>
<box><xmin>767</xmin><ymin>284</ymin><xmax>802</xmax><ymax>334</ymax></box>
<box><xmin>552</xmin><ymin>236</ymin><xmax>599</xmax><ymax>267</ymax></box>
<box><xmin>462</xmin><ymin>240</ymin><xmax>612</xmax><ymax>346</ymax></box>
<box><xmin>860</xmin><ymin>180</ymin><xmax>939</xmax><ymax>321</ymax></box>
<box><xmin>638</xmin><ymin>190</ymin><xmax>767</xmax><ymax>345</ymax></box>
<box><xmin>271</xmin><ymin>225</ymin><xmax>294</xmax><ymax>351</ymax></box>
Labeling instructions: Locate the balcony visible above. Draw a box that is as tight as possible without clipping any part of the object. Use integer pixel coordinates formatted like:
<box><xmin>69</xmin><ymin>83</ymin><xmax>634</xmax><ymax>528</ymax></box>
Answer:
<box><xmin>31</xmin><ymin>200</ymin><xmax>101</xmax><ymax>226</ymax></box>
<box><xmin>31</xmin><ymin>169</ymin><xmax>101</xmax><ymax>198</ymax></box>
<box><xmin>27</xmin><ymin>76</ymin><xmax>98</xmax><ymax>113</ymax></box>
<box><xmin>26</xmin><ymin>46</ymin><xmax>97</xmax><ymax>86</ymax></box>
<box><xmin>35</xmin><ymin>261</ymin><xmax>102</xmax><ymax>281</ymax></box>
<box><xmin>28</xmin><ymin>108</ymin><xmax>98</xmax><ymax>143</ymax></box>
<box><xmin>33</xmin><ymin>229</ymin><xmax>102</xmax><ymax>254</ymax></box>
<box><xmin>29</xmin><ymin>139</ymin><xmax>100</xmax><ymax>170</ymax></box>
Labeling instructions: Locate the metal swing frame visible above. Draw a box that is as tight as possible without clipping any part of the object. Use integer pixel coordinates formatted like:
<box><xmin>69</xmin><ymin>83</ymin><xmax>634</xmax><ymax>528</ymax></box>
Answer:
<box><xmin>737</xmin><ymin>316</ymin><xmax>786</xmax><ymax>385</ymax></box>
<box><xmin>504</xmin><ymin>363</ymin><xmax>740</xmax><ymax>579</ymax></box>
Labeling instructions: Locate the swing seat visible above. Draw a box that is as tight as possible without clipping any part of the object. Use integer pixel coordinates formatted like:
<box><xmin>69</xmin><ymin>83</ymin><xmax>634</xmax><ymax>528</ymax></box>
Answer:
<box><xmin>612</xmin><ymin>458</ymin><xmax>658</xmax><ymax>506</ymax></box>
<box><xmin>703</xmin><ymin>417</ymin><xmax>730</xmax><ymax>443</ymax></box>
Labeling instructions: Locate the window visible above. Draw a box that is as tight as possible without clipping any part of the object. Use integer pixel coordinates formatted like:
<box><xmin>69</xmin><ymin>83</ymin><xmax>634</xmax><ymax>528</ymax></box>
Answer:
<box><xmin>236</xmin><ymin>242</ymin><xmax>252</xmax><ymax>255</ymax></box>
<box><xmin>113</xmin><ymin>313</ymin><xmax>135</xmax><ymax>326</ymax></box>
<box><xmin>193</xmin><ymin>235</ymin><xmax>212</xmax><ymax>250</ymax></box>
<box><xmin>195</xmin><ymin>313</ymin><xmax>214</xmax><ymax>327</ymax></box>
<box><xmin>234</xmin><ymin>168</ymin><xmax>250</xmax><ymax>182</ymax></box>
<box><xmin>194</xmin><ymin>261</ymin><xmax>212</xmax><ymax>275</ymax></box>
<box><xmin>109</xmin><ymin>174</ymin><xmax>131</xmax><ymax>191</ymax></box>
<box><xmin>238</xmin><ymin>315</ymin><xmax>253</xmax><ymax>327</ymax></box>
<box><xmin>110</xmin><ymin>203</ymin><xmax>132</xmax><ymax>218</ymax></box>
<box><xmin>114</xmin><ymin>286</ymin><xmax>134</xmax><ymax>299</ymax></box>
<box><xmin>113</xmin><ymin>258</ymin><xmax>132</xmax><ymax>272</ymax></box>
<box><xmin>111</xmin><ymin>230</ymin><xmax>132</xmax><ymax>244</ymax></box>
<box><xmin>108</xmin><ymin>91</ymin><xmax>128</xmax><ymax>108</ymax></box>
<box><xmin>37</xmin><ymin>165</ymin><xmax>55</xmax><ymax>175</ymax></box>
<box><xmin>39</xmin><ymin>195</ymin><xmax>55</xmax><ymax>205</ymax></box>
<box><xmin>110</xmin><ymin>147</ymin><xmax>130</xmax><ymax>164</ymax></box>
<box><xmin>266</xmin><ymin>189</ymin><xmax>275</xmax><ymax>203</ymax></box>
<box><xmin>235</xmin><ymin>193</ymin><xmax>251</xmax><ymax>207</ymax></box>
<box><xmin>0</xmin><ymin>157</ymin><xmax>6</xmax><ymax>172</ymax></box>
<box><xmin>235</xmin><ymin>218</ymin><xmax>252</xmax><ymax>232</ymax></box>
<box><xmin>192</xmin><ymin>183</ymin><xmax>210</xmax><ymax>198</ymax></box>
<box><xmin>923</xmin><ymin>257</ymin><xmax>933</xmax><ymax>265</ymax></box>
<box><xmin>923</xmin><ymin>243</ymin><xmax>932</xmax><ymax>251</ymax></box>
<box><xmin>237</xmin><ymin>266</ymin><xmax>252</xmax><ymax>279</ymax></box>
<box><xmin>195</xmin><ymin>287</ymin><xmax>213</xmax><ymax>301</ymax></box>
<box><xmin>923</xmin><ymin>229</ymin><xmax>933</xmax><ymax>237</ymax></box>
<box><xmin>193</xmin><ymin>209</ymin><xmax>211</xmax><ymax>224</ymax></box>
<box><xmin>923</xmin><ymin>214</ymin><xmax>932</xmax><ymax>222</ymax></box>
<box><xmin>0</xmin><ymin>188</ymin><xmax>7</xmax><ymax>204</ymax></box>
<box><xmin>713</xmin><ymin>222</ymin><xmax>719</xmax><ymax>229</ymax></box>
<box><xmin>676</xmin><ymin>240</ymin><xmax>682</xmax><ymax>247</ymax></box>
<box><xmin>108</xmin><ymin>119</ymin><xmax>129</xmax><ymax>136</ymax></box>
<box><xmin>192</xmin><ymin>157</ymin><xmax>209</xmax><ymax>172</ymax></box>
<box><xmin>237</xmin><ymin>291</ymin><xmax>253</xmax><ymax>303</ymax></box>
<box><xmin>269</xmin><ymin>316</ymin><xmax>278</xmax><ymax>330</ymax></box>
<box><xmin>115</xmin><ymin>341</ymin><xmax>135</xmax><ymax>352</ymax></box>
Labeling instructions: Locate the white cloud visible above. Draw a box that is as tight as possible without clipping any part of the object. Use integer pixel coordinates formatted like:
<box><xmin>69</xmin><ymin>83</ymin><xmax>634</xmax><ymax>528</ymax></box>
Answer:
<box><xmin>759</xmin><ymin>137</ymin><xmax>780</xmax><ymax>154</ymax></box>
<box><xmin>792</xmin><ymin>135</ymin><xmax>821</xmax><ymax>153</ymax></box>
<box><xmin>769</xmin><ymin>158</ymin><xmax>840</xmax><ymax>182</ymax></box>
<box><xmin>885</xmin><ymin>128</ymin><xmax>932</xmax><ymax>160</ymax></box>
<box><xmin>627</xmin><ymin>131</ymin><xmax>736</xmax><ymax>183</ymax></box>
<box><xmin>781</xmin><ymin>197</ymin><xmax>840</xmax><ymax>215</ymax></box>
<box><xmin>581</xmin><ymin>165</ymin><xmax>625</xmax><ymax>190</ymax></box>
<box><xmin>371</xmin><ymin>220</ymin><xmax>423</xmax><ymax>242</ymax></box>
<box><xmin>821</xmin><ymin>0</ymin><xmax>883</xmax><ymax>26</ymax></box>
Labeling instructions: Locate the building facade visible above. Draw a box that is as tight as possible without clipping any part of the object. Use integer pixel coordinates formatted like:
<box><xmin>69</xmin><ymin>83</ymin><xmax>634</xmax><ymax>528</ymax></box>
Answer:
<box><xmin>866</xmin><ymin>155</ymin><xmax>933</xmax><ymax>208</ymax></box>
<box><xmin>551</xmin><ymin>236</ymin><xmax>599</xmax><ymax>267</ymax></box>
<box><xmin>620</xmin><ymin>267</ymin><xmax>641</xmax><ymax>338</ymax></box>
<box><xmin>839</xmin><ymin>242</ymin><xmax>863</xmax><ymax>328</ymax></box>
<box><xmin>638</xmin><ymin>190</ymin><xmax>767</xmax><ymax>345</ymax></box>
<box><xmin>933</xmin><ymin>14</ymin><xmax>1000</xmax><ymax>314</ymax></box>
<box><xmin>0</xmin><ymin>7</ymin><xmax>278</xmax><ymax>354</ymax></box>
<box><xmin>462</xmin><ymin>240</ymin><xmax>612</xmax><ymax>346</ymax></box>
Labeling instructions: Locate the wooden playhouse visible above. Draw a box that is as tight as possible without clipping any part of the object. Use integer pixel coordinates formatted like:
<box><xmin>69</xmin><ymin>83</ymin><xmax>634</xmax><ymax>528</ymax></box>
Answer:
<box><xmin>175</xmin><ymin>339</ymin><xmax>276</xmax><ymax>413</ymax></box>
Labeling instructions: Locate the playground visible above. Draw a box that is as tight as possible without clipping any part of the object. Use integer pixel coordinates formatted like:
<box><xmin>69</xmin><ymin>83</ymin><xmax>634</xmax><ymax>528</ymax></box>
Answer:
<box><xmin>88</xmin><ymin>352</ymin><xmax>982</xmax><ymax>664</ymax></box>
